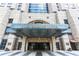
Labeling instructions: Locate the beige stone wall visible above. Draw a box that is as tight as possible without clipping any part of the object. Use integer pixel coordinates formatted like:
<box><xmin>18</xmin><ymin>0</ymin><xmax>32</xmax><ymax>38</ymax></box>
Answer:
<box><xmin>5</xmin><ymin>34</ymin><xmax>17</xmax><ymax>50</ymax></box>
<box><xmin>58</xmin><ymin>3</ymin><xmax>79</xmax><ymax>10</ymax></box>
<box><xmin>21</xmin><ymin>13</ymin><xmax>56</xmax><ymax>24</ymax></box>
<box><xmin>58</xmin><ymin>3</ymin><xmax>69</xmax><ymax>10</ymax></box>
<box><xmin>48</xmin><ymin>3</ymin><xmax>58</xmax><ymax>12</ymax></box>
<box><xmin>0</xmin><ymin>7</ymin><xmax>11</xmax><ymax>44</ymax></box>
<box><xmin>57</xmin><ymin>11</ymin><xmax>68</xmax><ymax>24</ymax></box>
<box><xmin>10</xmin><ymin>10</ymin><xmax>21</xmax><ymax>23</ymax></box>
<box><xmin>10</xmin><ymin>11</ymin><xmax>57</xmax><ymax>24</ymax></box>
<box><xmin>61</xmin><ymin>34</ymin><xmax>72</xmax><ymax>50</ymax></box>
<box><xmin>66</xmin><ymin>9</ymin><xmax>79</xmax><ymax>41</ymax></box>
<box><xmin>21</xmin><ymin>4</ymin><xmax>29</xmax><ymax>12</ymax></box>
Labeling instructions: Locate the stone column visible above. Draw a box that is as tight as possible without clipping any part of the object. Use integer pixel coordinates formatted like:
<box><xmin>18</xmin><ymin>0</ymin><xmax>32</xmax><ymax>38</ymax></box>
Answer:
<box><xmin>26</xmin><ymin>38</ymin><xmax>28</xmax><ymax>51</ymax></box>
<box><xmin>50</xmin><ymin>42</ymin><xmax>53</xmax><ymax>51</ymax></box>
<box><xmin>60</xmin><ymin>34</ymin><xmax>72</xmax><ymax>51</ymax></box>
<box><xmin>15</xmin><ymin>37</ymin><xmax>21</xmax><ymax>50</ymax></box>
<box><xmin>52</xmin><ymin>37</ymin><xmax>56</xmax><ymax>51</ymax></box>
<box><xmin>21</xmin><ymin>36</ymin><xmax>26</xmax><ymax>51</ymax></box>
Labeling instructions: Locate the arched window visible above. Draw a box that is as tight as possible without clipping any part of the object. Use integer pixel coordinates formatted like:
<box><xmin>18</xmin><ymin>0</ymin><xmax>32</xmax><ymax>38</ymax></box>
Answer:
<box><xmin>28</xmin><ymin>20</ymin><xmax>49</xmax><ymax>24</ymax></box>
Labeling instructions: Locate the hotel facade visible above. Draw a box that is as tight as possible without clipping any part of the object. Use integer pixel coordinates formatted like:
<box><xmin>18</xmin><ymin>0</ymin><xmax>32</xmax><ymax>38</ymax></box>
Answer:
<box><xmin>0</xmin><ymin>3</ymin><xmax>79</xmax><ymax>51</ymax></box>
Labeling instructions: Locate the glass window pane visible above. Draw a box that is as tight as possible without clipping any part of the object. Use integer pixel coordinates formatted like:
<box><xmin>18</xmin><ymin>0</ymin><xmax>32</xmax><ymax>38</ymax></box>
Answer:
<box><xmin>29</xmin><ymin>3</ymin><xmax>48</xmax><ymax>13</ymax></box>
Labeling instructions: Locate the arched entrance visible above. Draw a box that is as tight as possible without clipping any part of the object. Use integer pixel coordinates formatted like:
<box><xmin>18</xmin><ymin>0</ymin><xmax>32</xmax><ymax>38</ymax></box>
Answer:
<box><xmin>27</xmin><ymin>20</ymin><xmax>51</xmax><ymax>51</ymax></box>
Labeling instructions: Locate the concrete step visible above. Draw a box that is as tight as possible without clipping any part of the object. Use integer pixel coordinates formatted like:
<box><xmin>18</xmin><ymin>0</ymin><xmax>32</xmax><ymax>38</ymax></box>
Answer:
<box><xmin>51</xmin><ymin>52</ymin><xmax>63</xmax><ymax>56</ymax></box>
<box><xmin>15</xmin><ymin>52</ymin><xmax>27</xmax><ymax>56</ymax></box>
<box><xmin>2</xmin><ymin>51</ymin><xmax>21</xmax><ymax>56</ymax></box>
<box><xmin>0</xmin><ymin>50</ymin><xmax>79</xmax><ymax>56</ymax></box>
<box><xmin>56</xmin><ymin>51</ymin><xmax>75</xmax><ymax>56</ymax></box>
<box><xmin>23</xmin><ymin>51</ymin><xmax>32</xmax><ymax>56</ymax></box>
<box><xmin>0</xmin><ymin>51</ymin><xmax>11</xmax><ymax>56</ymax></box>
<box><xmin>36</xmin><ymin>51</ymin><xmax>42</xmax><ymax>56</ymax></box>
<box><xmin>42</xmin><ymin>52</ymin><xmax>50</xmax><ymax>56</ymax></box>
<box><xmin>66</xmin><ymin>51</ymin><xmax>79</xmax><ymax>56</ymax></box>
<box><xmin>28</xmin><ymin>52</ymin><xmax>36</xmax><ymax>56</ymax></box>
<box><xmin>46</xmin><ymin>51</ymin><xmax>57</xmax><ymax>56</ymax></box>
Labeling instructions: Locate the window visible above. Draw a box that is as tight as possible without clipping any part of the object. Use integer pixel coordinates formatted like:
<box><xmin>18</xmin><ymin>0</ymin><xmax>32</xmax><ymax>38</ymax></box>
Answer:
<box><xmin>29</xmin><ymin>16</ymin><xmax>31</xmax><ymax>18</ymax></box>
<box><xmin>56</xmin><ymin>42</ymin><xmax>60</xmax><ymax>50</ymax></box>
<box><xmin>29</xmin><ymin>3</ymin><xmax>48</xmax><ymax>13</ymax></box>
<box><xmin>17</xmin><ymin>42</ymin><xmax>22</xmax><ymax>50</ymax></box>
<box><xmin>64</xmin><ymin>19</ymin><xmax>68</xmax><ymax>24</ymax></box>
<box><xmin>0</xmin><ymin>39</ymin><xmax>7</xmax><ymax>49</ymax></box>
<box><xmin>78</xmin><ymin>17</ymin><xmax>79</xmax><ymax>20</ymax></box>
<box><xmin>66</xmin><ymin>43</ymin><xmax>69</xmax><ymax>45</ymax></box>
<box><xmin>8</xmin><ymin>18</ymin><xmax>13</xmax><ymax>23</ymax></box>
<box><xmin>47</xmin><ymin>16</ymin><xmax>49</xmax><ymax>19</ymax></box>
<box><xmin>57</xmin><ymin>6</ymin><xmax>59</xmax><ymax>8</ymax></box>
<box><xmin>0</xmin><ymin>3</ymin><xmax>5</xmax><ymax>7</ymax></box>
<box><xmin>7</xmin><ymin>3</ymin><xmax>12</xmax><ymax>7</ymax></box>
<box><xmin>8</xmin><ymin>43</ymin><xmax>11</xmax><ymax>45</ymax></box>
<box><xmin>17</xmin><ymin>3</ymin><xmax>22</xmax><ymax>10</ymax></box>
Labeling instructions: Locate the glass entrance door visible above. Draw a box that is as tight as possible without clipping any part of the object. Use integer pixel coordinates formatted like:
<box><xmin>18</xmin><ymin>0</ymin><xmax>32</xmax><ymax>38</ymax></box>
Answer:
<box><xmin>28</xmin><ymin>42</ymin><xmax>50</xmax><ymax>51</ymax></box>
<box><xmin>33</xmin><ymin>43</ymin><xmax>45</xmax><ymax>51</ymax></box>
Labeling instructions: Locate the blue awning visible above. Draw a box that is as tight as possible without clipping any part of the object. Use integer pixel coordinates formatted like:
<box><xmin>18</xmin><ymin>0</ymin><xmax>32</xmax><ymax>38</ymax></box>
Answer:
<box><xmin>6</xmin><ymin>28</ymin><xmax>16</xmax><ymax>33</ymax></box>
<box><xmin>62</xmin><ymin>29</ymin><xmax>71</xmax><ymax>33</ymax></box>
<box><xmin>6</xmin><ymin>23</ymin><xmax>69</xmax><ymax>37</ymax></box>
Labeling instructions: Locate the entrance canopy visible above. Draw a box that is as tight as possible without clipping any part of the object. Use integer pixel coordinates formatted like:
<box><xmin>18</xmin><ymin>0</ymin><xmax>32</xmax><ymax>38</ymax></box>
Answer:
<box><xmin>6</xmin><ymin>23</ymin><xmax>69</xmax><ymax>37</ymax></box>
